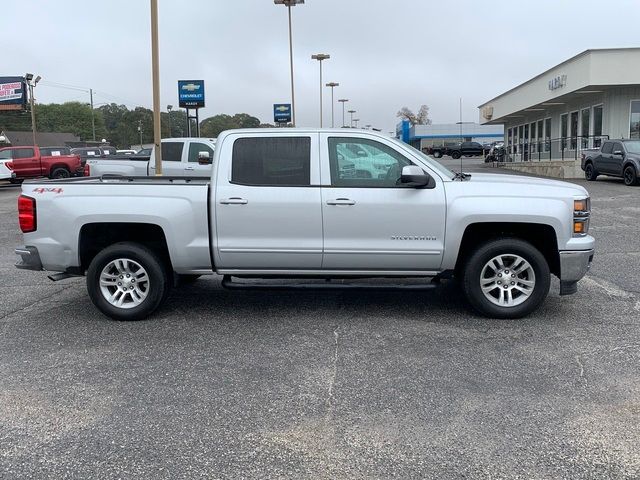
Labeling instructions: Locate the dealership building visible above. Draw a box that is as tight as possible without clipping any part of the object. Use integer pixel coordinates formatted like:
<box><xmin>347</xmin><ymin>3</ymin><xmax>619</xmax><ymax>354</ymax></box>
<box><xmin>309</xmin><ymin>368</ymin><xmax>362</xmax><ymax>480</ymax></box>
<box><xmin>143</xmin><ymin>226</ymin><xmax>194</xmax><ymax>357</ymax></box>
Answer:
<box><xmin>478</xmin><ymin>48</ymin><xmax>640</xmax><ymax>177</ymax></box>
<box><xmin>396</xmin><ymin>120</ymin><xmax>503</xmax><ymax>151</ymax></box>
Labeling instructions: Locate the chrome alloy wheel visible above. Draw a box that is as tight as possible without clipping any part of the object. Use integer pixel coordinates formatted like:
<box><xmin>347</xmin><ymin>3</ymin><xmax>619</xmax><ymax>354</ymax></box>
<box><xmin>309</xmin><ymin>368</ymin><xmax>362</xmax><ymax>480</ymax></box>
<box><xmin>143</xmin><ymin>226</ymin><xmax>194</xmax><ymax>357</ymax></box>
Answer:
<box><xmin>99</xmin><ymin>258</ymin><xmax>150</xmax><ymax>309</ymax></box>
<box><xmin>480</xmin><ymin>254</ymin><xmax>536</xmax><ymax>307</ymax></box>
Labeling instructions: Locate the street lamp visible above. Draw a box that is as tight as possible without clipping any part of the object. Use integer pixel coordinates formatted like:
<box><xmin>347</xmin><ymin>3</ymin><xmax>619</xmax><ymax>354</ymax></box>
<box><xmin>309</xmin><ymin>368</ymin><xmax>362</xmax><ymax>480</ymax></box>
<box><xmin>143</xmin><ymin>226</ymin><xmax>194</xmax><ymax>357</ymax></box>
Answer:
<box><xmin>348</xmin><ymin>109</ymin><xmax>356</xmax><ymax>128</ymax></box>
<box><xmin>25</xmin><ymin>73</ymin><xmax>41</xmax><ymax>146</ymax></box>
<box><xmin>167</xmin><ymin>104</ymin><xmax>173</xmax><ymax>137</ymax></box>
<box><xmin>311</xmin><ymin>53</ymin><xmax>330</xmax><ymax>127</ymax></box>
<box><xmin>338</xmin><ymin>99</ymin><xmax>349</xmax><ymax>127</ymax></box>
<box><xmin>138</xmin><ymin>120</ymin><xmax>143</xmax><ymax>150</ymax></box>
<box><xmin>353</xmin><ymin>118</ymin><xmax>360</xmax><ymax>128</ymax></box>
<box><xmin>325</xmin><ymin>82</ymin><xmax>339</xmax><ymax>128</ymax></box>
<box><xmin>275</xmin><ymin>0</ymin><xmax>304</xmax><ymax>127</ymax></box>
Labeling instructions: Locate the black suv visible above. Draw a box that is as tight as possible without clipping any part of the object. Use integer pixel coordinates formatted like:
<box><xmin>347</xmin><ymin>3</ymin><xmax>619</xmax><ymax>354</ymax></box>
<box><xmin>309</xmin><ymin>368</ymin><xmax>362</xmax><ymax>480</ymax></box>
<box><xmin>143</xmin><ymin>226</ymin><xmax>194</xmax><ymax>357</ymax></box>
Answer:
<box><xmin>447</xmin><ymin>141</ymin><xmax>486</xmax><ymax>159</ymax></box>
<box><xmin>581</xmin><ymin>139</ymin><xmax>640</xmax><ymax>186</ymax></box>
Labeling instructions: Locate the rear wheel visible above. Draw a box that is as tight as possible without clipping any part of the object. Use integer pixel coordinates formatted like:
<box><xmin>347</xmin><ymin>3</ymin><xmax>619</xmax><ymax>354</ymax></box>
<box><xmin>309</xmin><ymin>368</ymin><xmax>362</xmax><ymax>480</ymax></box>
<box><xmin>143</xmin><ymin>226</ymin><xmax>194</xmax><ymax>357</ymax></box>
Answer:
<box><xmin>451</xmin><ymin>151</ymin><xmax>461</xmax><ymax>159</ymax></box>
<box><xmin>461</xmin><ymin>238</ymin><xmax>550</xmax><ymax>319</ymax></box>
<box><xmin>584</xmin><ymin>163</ymin><xmax>598</xmax><ymax>181</ymax></box>
<box><xmin>433</xmin><ymin>151</ymin><xmax>443</xmax><ymax>158</ymax></box>
<box><xmin>50</xmin><ymin>167</ymin><xmax>70</xmax><ymax>179</ymax></box>
<box><xmin>623</xmin><ymin>165</ymin><xmax>639</xmax><ymax>186</ymax></box>
<box><xmin>87</xmin><ymin>242</ymin><xmax>170</xmax><ymax>321</ymax></box>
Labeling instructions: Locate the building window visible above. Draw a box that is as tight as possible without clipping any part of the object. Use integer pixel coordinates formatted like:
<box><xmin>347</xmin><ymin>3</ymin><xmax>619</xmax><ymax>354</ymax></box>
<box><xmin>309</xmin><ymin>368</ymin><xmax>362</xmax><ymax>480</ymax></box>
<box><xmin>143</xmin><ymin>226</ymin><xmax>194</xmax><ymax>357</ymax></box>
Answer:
<box><xmin>544</xmin><ymin>118</ymin><xmax>551</xmax><ymax>152</ymax></box>
<box><xmin>630</xmin><ymin>101</ymin><xmax>640</xmax><ymax>139</ymax></box>
<box><xmin>560</xmin><ymin>114</ymin><xmax>568</xmax><ymax>150</ymax></box>
<box><xmin>530</xmin><ymin>122</ymin><xmax>537</xmax><ymax>154</ymax></box>
<box><xmin>593</xmin><ymin>105</ymin><xmax>603</xmax><ymax>147</ymax></box>
<box><xmin>537</xmin><ymin>120</ymin><xmax>543</xmax><ymax>153</ymax></box>
<box><xmin>518</xmin><ymin>125</ymin><xmax>524</xmax><ymax>155</ymax></box>
<box><xmin>580</xmin><ymin>108</ymin><xmax>590</xmax><ymax>148</ymax></box>
<box><xmin>507</xmin><ymin>128</ymin><xmax>513</xmax><ymax>154</ymax></box>
<box><xmin>570</xmin><ymin>111</ymin><xmax>579</xmax><ymax>150</ymax></box>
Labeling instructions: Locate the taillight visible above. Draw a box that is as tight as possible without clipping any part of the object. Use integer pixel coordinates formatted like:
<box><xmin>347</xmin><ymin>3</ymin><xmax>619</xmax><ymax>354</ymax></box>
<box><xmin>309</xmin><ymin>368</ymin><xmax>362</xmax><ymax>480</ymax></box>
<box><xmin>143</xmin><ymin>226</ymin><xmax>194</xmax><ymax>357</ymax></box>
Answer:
<box><xmin>84</xmin><ymin>163</ymin><xmax>91</xmax><ymax>176</ymax></box>
<box><xmin>6</xmin><ymin>162</ymin><xmax>13</xmax><ymax>171</ymax></box>
<box><xmin>18</xmin><ymin>195</ymin><xmax>37</xmax><ymax>233</ymax></box>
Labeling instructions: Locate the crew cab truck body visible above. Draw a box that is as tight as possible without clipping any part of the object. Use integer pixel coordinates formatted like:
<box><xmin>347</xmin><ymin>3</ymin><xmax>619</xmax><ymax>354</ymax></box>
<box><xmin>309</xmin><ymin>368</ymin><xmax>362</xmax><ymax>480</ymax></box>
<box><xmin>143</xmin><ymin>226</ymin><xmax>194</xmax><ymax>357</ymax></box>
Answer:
<box><xmin>0</xmin><ymin>145</ymin><xmax>83</xmax><ymax>181</ymax></box>
<box><xmin>581</xmin><ymin>139</ymin><xmax>640</xmax><ymax>186</ymax></box>
<box><xmin>428</xmin><ymin>142</ymin><xmax>486</xmax><ymax>159</ymax></box>
<box><xmin>16</xmin><ymin>129</ymin><xmax>594</xmax><ymax>321</ymax></box>
<box><xmin>84</xmin><ymin>138</ymin><xmax>216</xmax><ymax>178</ymax></box>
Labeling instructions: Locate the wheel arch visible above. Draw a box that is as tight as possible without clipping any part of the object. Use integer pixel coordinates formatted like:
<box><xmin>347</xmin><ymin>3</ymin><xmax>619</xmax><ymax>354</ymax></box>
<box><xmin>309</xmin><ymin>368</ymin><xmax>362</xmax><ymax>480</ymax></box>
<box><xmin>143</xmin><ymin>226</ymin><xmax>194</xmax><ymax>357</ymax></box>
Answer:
<box><xmin>454</xmin><ymin>222</ymin><xmax>560</xmax><ymax>278</ymax></box>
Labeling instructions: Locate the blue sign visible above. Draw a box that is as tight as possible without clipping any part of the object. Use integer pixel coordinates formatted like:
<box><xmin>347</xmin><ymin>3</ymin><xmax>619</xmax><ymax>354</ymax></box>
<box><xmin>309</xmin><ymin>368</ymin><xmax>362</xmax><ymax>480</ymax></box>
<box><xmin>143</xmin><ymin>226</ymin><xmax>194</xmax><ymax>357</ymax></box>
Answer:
<box><xmin>273</xmin><ymin>103</ymin><xmax>292</xmax><ymax>123</ymax></box>
<box><xmin>178</xmin><ymin>80</ymin><xmax>205</xmax><ymax>108</ymax></box>
<box><xmin>0</xmin><ymin>76</ymin><xmax>27</xmax><ymax>111</ymax></box>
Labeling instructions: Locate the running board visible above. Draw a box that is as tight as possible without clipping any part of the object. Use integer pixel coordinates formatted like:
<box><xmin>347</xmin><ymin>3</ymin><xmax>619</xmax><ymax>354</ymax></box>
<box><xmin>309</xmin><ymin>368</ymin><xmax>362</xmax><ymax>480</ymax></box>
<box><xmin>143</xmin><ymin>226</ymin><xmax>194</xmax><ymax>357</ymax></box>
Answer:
<box><xmin>221</xmin><ymin>275</ymin><xmax>438</xmax><ymax>291</ymax></box>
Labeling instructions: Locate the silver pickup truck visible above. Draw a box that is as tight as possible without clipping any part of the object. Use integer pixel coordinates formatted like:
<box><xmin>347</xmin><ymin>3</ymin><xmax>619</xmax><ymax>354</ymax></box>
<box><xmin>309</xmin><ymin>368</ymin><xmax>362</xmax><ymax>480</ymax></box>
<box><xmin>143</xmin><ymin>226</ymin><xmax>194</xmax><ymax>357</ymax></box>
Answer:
<box><xmin>15</xmin><ymin>129</ymin><xmax>594</xmax><ymax>321</ymax></box>
<box><xmin>85</xmin><ymin>137</ymin><xmax>217</xmax><ymax>177</ymax></box>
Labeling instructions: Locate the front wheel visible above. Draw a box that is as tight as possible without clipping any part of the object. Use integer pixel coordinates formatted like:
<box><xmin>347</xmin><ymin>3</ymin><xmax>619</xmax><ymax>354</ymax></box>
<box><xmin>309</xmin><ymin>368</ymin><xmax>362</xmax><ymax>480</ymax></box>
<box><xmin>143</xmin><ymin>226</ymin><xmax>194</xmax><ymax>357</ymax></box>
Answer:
<box><xmin>623</xmin><ymin>165</ymin><xmax>639</xmax><ymax>186</ymax></box>
<box><xmin>584</xmin><ymin>163</ymin><xmax>598</xmax><ymax>181</ymax></box>
<box><xmin>433</xmin><ymin>151</ymin><xmax>443</xmax><ymax>158</ymax></box>
<box><xmin>87</xmin><ymin>242</ymin><xmax>170</xmax><ymax>321</ymax></box>
<box><xmin>451</xmin><ymin>151</ymin><xmax>461</xmax><ymax>159</ymax></box>
<box><xmin>461</xmin><ymin>238</ymin><xmax>550</xmax><ymax>319</ymax></box>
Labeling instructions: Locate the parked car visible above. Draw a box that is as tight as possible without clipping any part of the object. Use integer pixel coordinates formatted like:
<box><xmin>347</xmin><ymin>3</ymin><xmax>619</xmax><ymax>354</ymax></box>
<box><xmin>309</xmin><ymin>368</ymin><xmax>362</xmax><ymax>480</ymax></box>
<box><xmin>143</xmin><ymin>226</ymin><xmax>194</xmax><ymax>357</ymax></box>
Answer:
<box><xmin>137</xmin><ymin>148</ymin><xmax>152</xmax><ymax>156</ymax></box>
<box><xmin>15</xmin><ymin>128</ymin><xmax>594</xmax><ymax>322</ymax></box>
<box><xmin>581</xmin><ymin>139</ymin><xmax>640</xmax><ymax>186</ymax></box>
<box><xmin>428</xmin><ymin>141</ymin><xmax>487</xmax><ymax>159</ymax></box>
<box><xmin>84</xmin><ymin>138</ymin><xmax>216</xmax><ymax>177</ymax></box>
<box><xmin>70</xmin><ymin>146</ymin><xmax>117</xmax><ymax>166</ymax></box>
<box><xmin>0</xmin><ymin>158</ymin><xmax>14</xmax><ymax>181</ymax></box>
<box><xmin>0</xmin><ymin>146</ymin><xmax>83</xmax><ymax>181</ymax></box>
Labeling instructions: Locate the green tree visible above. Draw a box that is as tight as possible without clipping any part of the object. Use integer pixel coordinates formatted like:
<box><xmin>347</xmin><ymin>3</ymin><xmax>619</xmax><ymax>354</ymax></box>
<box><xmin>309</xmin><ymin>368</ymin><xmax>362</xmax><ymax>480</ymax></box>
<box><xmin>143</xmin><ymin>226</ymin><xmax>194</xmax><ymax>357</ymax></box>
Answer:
<box><xmin>200</xmin><ymin>113</ymin><xmax>261</xmax><ymax>138</ymax></box>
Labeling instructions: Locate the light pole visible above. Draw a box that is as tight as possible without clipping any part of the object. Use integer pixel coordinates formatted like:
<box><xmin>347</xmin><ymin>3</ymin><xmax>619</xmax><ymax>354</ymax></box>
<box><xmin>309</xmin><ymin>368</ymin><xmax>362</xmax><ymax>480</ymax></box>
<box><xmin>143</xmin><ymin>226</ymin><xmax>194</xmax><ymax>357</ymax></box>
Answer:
<box><xmin>311</xmin><ymin>53</ymin><xmax>330</xmax><ymax>127</ymax></box>
<box><xmin>353</xmin><ymin>118</ymin><xmax>360</xmax><ymax>128</ymax></box>
<box><xmin>338</xmin><ymin>99</ymin><xmax>348</xmax><ymax>127</ymax></box>
<box><xmin>138</xmin><ymin>120</ymin><xmax>143</xmax><ymax>150</ymax></box>
<box><xmin>325</xmin><ymin>82</ymin><xmax>339</xmax><ymax>128</ymax></box>
<box><xmin>167</xmin><ymin>104</ymin><xmax>173</xmax><ymax>137</ymax></box>
<box><xmin>150</xmin><ymin>0</ymin><xmax>163</xmax><ymax>174</ymax></box>
<box><xmin>25</xmin><ymin>73</ymin><xmax>41</xmax><ymax>146</ymax></box>
<box><xmin>348</xmin><ymin>109</ymin><xmax>356</xmax><ymax>128</ymax></box>
<box><xmin>274</xmin><ymin>0</ymin><xmax>304</xmax><ymax>127</ymax></box>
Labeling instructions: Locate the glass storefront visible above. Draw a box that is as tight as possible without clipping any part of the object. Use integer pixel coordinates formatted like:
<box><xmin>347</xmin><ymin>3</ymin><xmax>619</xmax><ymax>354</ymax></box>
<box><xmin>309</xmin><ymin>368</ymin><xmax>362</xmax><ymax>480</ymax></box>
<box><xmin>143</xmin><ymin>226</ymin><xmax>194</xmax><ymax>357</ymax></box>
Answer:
<box><xmin>630</xmin><ymin>101</ymin><xmax>640</xmax><ymax>139</ymax></box>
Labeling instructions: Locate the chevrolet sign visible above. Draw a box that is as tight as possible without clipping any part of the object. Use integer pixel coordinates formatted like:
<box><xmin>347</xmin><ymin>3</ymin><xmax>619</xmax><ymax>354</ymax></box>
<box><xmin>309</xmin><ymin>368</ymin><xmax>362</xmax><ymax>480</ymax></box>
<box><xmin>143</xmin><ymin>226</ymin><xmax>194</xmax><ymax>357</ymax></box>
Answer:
<box><xmin>273</xmin><ymin>103</ymin><xmax>292</xmax><ymax>123</ymax></box>
<box><xmin>178</xmin><ymin>80</ymin><xmax>205</xmax><ymax>108</ymax></box>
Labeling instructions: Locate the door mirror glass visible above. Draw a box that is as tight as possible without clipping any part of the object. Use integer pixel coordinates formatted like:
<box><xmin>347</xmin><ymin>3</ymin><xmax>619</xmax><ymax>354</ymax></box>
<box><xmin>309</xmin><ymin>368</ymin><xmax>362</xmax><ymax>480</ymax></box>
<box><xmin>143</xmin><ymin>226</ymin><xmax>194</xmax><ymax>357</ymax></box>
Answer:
<box><xmin>400</xmin><ymin>165</ymin><xmax>430</xmax><ymax>187</ymax></box>
<box><xmin>198</xmin><ymin>151</ymin><xmax>212</xmax><ymax>164</ymax></box>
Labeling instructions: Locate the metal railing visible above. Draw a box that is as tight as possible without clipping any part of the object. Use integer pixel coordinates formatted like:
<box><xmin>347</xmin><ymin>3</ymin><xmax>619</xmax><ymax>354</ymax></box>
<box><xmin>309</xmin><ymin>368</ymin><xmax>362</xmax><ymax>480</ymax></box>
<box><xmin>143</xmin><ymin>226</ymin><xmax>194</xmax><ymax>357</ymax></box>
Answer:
<box><xmin>498</xmin><ymin>135</ymin><xmax>609</xmax><ymax>162</ymax></box>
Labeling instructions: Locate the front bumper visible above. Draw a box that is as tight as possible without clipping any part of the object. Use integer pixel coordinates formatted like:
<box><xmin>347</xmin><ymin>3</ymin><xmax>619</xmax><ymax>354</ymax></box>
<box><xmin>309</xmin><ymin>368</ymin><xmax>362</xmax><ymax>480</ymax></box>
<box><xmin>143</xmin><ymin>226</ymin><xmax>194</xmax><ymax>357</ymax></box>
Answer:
<box><xmin>559</xmin><ymin>249</ymin><xmax>594</xmax><ymax>295</ymax></box>
<box><xmin>15</xmin><ymin>246</ymin><xmax>43</xmax><ymax>271</ymax></box>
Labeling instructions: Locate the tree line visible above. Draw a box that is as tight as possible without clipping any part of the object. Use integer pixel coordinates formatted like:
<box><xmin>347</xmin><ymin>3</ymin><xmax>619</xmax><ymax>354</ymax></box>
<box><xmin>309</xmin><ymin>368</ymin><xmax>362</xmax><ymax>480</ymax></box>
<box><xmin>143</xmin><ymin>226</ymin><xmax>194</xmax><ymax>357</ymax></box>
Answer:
<box><xmin>0</xmin><ymin>102</ymin><xmax>268</xmax><ymax>148</ymax></box>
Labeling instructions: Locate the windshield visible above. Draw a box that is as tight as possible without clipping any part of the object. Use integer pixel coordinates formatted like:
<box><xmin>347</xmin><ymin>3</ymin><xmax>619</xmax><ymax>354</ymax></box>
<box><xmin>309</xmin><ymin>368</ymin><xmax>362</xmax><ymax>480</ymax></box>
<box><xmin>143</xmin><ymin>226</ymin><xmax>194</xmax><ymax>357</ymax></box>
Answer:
<box><xmin>624</xmin><ymin>141</ymin><xmax>640</xmax><ymax>154</ymax></box>
<box><xmin>388</xmin><ymin>138</ymin><xmax>455</xmax><ymax>179</ymax></box>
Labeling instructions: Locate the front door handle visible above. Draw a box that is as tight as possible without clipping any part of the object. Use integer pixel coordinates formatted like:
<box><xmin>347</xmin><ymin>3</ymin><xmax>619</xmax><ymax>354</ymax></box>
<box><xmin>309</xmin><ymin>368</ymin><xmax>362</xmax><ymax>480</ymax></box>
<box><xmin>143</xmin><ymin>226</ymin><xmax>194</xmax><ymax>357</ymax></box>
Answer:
<box><xmin>326</xmin><ymin>198</ymin><xmax>356</xmax><ymax>206</ymax></box>
<box><xmin>220</xmin><ymin>197</ymin><xmax>248</xmax><ymax>205</ymax></box>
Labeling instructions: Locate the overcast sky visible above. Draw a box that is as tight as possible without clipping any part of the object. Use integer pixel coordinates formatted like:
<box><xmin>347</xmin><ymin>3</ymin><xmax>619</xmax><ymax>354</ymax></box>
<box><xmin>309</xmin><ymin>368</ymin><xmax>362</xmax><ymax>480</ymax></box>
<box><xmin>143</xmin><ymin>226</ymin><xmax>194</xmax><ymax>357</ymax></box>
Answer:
<box><xmin>4</xmin><ymin>0</ymin><xmax>640</xmax><ymax>133</ymax></box>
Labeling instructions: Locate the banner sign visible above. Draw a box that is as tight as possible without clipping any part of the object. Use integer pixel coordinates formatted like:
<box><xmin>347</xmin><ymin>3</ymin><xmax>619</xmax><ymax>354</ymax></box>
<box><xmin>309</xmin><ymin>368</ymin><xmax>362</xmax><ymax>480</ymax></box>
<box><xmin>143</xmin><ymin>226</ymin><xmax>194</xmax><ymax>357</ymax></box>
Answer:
<box><xmin>273</xmin><ymin>103</ymin><xmax>292</xmax><ymax>123</ymax></box>
<box><xmin>0</xmin><ymin>76</ymin><xmax>27</xmax><ymax>111</ymax></box>
<box><xmin>178</xmin><ymin>80</ymin><xmax>205</xmax><ymax>108</ymax></box>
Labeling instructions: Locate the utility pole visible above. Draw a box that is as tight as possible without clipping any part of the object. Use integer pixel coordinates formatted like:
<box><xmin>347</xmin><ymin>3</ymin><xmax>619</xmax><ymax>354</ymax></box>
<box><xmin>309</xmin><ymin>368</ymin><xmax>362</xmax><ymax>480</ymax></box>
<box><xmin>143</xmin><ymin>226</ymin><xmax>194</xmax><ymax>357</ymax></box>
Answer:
<box><xmin>150</xmin><ymin>0</ymin><xmax>163</xmax><ymax>175</ymax></box>
<box><xmin>138</xmin><ymin>120</ymin><xmax>143</xmax><ymax>150</ymax></box>
<box><xmin>348</xmin><ymin>109</ymin><xmax>356</xmax><ymax>128</ymax></box>
<box><xmin>90</xmin><ymin>88</ymin><xmax>96</xmax><ymax>141</ymax></box>
<box><xmin>311</xmin><ymin>54</ymin><xmax>330</xmax><ymax>127</ymax></box>
<box><xmin>326</xmin><ymin>82</ymin><xmax>339</xmax><ymax>128</ymax></box>
<box><xmin>338</xmin><ymin>99</ymin><xmax>349</xmax><ymax>127</ymax></box>
<box><xmin>25</xmin><ymin>74</ymin><xmax>41</xmax><ymax>146</ymax></box>
<box><xmin>167</xmin><ymin>104</ymin><xmax>173</xmax><ymax>137</ymax></box>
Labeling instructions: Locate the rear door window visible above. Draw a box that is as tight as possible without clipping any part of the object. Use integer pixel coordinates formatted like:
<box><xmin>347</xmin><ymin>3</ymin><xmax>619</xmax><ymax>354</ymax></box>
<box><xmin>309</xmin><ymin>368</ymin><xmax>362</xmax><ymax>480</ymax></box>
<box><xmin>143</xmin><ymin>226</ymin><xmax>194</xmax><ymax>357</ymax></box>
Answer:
<box><xmin>612</xmin><ymin>142</ymin><xmax>624</xmax><ymax>154</ymax></box>
<box><xmin>14</xmin><ymin>148</ymin><xmax>35</xmax><ymax>159</ymax></box>
<box><xmin>161</xmin><ymin>142</ymin><xmax>184</xmax><ymax>162</ymax></box>
<box><xmin>601</xmin><ymin>142</ymin><xmax>613</xmax><ymax>154</ymax></box>
<box><xmin>231</xmin><ymin>137</ymin><xmax>310</xmax><ymax>186</ymax></box>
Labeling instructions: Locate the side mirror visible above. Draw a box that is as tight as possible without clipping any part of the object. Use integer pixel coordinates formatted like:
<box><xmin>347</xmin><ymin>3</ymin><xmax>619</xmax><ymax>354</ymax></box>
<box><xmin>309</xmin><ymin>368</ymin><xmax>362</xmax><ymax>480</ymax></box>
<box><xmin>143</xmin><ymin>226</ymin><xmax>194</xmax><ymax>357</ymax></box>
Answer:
<box><xmin>613</xmin><ymin>150</ymin><xmax>624</xmax><ymax>156</ymax></box>
<box><xmin>198</xmin><ymin>151</ymin><xmax>212</xmax><ymax>165</ymax></box>
<box><xmin>400</xmin><ymin>165</ymin><xmax>432</xmax><ymax>188</ymax></box>
<box><xmin>356</xmin><ymin>150</ymin><xmax>367</xmax><ymax>157</ymax></box>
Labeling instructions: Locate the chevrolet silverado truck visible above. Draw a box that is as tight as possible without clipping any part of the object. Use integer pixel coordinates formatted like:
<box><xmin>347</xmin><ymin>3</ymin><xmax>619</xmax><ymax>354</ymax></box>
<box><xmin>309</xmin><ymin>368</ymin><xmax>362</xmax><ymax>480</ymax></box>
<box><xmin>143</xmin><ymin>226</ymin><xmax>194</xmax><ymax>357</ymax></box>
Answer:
<box><xmin>15</xmin><ymin>129</ymin><xmax>594</xmax><ymax>321</ymax></box>
<box><xmin>581</xmin><ymin>139</ymin><xmax>640</xmax><ymax>186</ymax></box>
<box><xmin>84</xmin><ymin>138</ymin><xmax>216</xmax><ymax>178</ymax></box>
<box><xmin>0</xmin><ymin>145</ymin><xmax>83</xmax><ymax>182</ymax></box>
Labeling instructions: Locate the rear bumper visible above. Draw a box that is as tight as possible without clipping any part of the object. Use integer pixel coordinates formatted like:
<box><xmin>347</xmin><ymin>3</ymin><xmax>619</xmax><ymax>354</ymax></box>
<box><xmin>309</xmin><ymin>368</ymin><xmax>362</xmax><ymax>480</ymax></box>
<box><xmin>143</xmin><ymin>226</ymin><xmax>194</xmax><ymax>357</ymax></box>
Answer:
<box><xmin>15</xmin><ymin>246</ymin><xmax>43</xmax><ymax>271</ymax></box>
<box><xmin>560</xmin><ymin>249</ymin><xmax>594</xmax><ymax>282</ymax></box>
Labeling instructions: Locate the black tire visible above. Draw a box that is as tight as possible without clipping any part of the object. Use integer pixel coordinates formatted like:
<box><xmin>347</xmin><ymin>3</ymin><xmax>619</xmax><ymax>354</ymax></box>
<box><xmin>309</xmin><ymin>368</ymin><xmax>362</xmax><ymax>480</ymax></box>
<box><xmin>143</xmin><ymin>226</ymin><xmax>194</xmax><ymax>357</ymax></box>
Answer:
<box><xmin>433</xmin><ymin>151</ymin><xmax>443</xmax><ymax>158</ymax></box>
<box><xmin>9</xmin><ymin>178</ymin><xmax>23</xmax><ymax>184</ymax></box>
<box><xmin>623</xmin><ymin>165</ymin><xmax>639</xmax><ymax>186</ymax></box>
<box><xmin>50</xmin><ymin>167</ymin><xmax>70</xmax><ymax>179</ymax></box>
<box><xmin>451</xmin><ymin>151</ymin><xmax>461</xmax><ymax>159</ymax></box>
<box><xmin>176</xmin><ymin>274</ymin><xmax>201</xmax><ymax>285</ymax></box>
<box><xmin>584</xmin><ymin>163</ymin><xmax>598</xmax><ymax>181</ymax></box>
<box><xmin>87</xmin><ymin>242</ymin><xmax>170</xmax><ymax>321</ymax></box>
<box><xmin>461</xmin><ymin>238</ymin><xmax>550</xmax><ymax>319</ymax></box>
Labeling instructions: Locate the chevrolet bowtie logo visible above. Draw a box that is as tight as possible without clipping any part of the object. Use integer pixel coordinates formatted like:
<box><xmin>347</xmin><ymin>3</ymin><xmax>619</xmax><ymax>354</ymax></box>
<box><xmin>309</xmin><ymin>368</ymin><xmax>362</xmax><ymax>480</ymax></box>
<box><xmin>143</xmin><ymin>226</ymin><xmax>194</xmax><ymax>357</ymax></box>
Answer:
<box><xmin>182</xmin><ymin>83</ymin><xmax>201</xmax><ymax>91</ymax></box>
<box><xmin>275</xmin><ymin>106</ymin><xmax>289</xmax><ymax>112</ymax></box>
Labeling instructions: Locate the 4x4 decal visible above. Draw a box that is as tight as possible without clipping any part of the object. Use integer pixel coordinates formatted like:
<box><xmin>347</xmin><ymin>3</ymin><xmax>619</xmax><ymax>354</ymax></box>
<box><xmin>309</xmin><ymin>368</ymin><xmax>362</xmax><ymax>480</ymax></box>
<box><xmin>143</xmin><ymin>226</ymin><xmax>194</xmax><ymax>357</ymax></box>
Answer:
<box><xmin>32</xmin><ymin>187</ymin><xmax>63</xmax><ymax>194</ymax></box>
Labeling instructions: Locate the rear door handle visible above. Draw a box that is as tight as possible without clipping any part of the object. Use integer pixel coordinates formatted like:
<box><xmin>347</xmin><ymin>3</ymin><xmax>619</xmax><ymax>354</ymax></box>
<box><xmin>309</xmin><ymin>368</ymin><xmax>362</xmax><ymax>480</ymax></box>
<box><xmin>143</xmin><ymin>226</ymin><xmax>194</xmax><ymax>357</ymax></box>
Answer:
<box><xmin>326</xmin><ymin>198</ymin><xmax>356</xmax><ymax>206</ymax></box>
<box><xmin>220</xmin><ymin>197</ymin><xmax>248</xmax><ymax>205</ymax></box>
<box><xmin>184</xmin><ymin>166</ymin><xmax>195</xmax><ymax>171</ymax></box>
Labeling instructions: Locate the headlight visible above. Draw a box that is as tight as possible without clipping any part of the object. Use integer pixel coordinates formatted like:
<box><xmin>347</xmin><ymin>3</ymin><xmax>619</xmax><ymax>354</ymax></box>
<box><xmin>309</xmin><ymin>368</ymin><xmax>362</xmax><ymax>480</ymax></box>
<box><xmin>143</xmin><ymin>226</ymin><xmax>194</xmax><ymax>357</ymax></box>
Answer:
<box><xmin>573</xmin><ymin>197</ymin><xmax>590</xmax><ymax>236</ymax></box>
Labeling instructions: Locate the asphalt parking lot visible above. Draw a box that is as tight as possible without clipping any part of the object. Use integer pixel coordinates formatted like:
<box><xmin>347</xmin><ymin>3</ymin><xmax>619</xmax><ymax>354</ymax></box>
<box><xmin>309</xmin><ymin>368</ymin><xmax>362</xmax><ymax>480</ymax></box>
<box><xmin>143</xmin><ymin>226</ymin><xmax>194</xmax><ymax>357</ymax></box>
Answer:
<box><xmin>1</xmin><ymin>168</ymin><xmax>639</xmax><ymax>479</ymax></box>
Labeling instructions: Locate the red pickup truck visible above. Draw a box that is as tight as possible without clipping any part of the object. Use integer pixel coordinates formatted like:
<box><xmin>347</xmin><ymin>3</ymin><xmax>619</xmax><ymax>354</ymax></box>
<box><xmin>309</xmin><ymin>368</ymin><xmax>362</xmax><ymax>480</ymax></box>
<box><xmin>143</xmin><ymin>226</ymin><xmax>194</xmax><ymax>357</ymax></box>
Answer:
<box><xmin>0</xmin><ymin>146</ymin><xmax>83</xmax><ymax>182</ymax></box>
